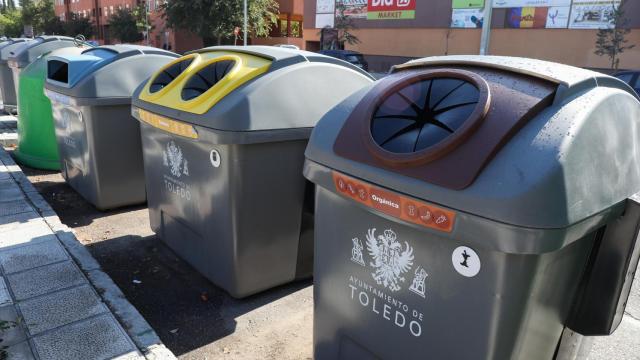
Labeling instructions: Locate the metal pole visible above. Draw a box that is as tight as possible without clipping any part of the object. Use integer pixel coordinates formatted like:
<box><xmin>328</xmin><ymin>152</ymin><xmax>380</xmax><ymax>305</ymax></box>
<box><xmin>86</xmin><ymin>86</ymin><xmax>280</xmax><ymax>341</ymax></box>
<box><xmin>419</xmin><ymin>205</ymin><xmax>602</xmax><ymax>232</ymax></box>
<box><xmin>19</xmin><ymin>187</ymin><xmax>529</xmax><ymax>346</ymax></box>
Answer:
<box><xmin>243</xmin><ymin>0</ymin><xmax>248</xmax><ymax>46</ymax></box>
<box><xmin>479</xmin><ymin>0</ymin><xmax>493</xmax><ymax>55</ymax></box>
<box><xmin>145</xmin><ymin>2</ymin><xmax>150</xmax><ymax>46</ymax></box>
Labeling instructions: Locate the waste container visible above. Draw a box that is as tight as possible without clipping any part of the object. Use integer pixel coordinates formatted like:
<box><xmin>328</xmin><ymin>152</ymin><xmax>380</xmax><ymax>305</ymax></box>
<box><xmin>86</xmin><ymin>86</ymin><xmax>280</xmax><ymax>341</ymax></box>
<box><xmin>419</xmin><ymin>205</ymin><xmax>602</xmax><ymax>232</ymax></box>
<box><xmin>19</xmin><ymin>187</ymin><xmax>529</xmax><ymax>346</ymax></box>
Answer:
<box><xmin>132</xmin><ymin>46</ymin><xmax>374</xmax><ymax>298</ymax></box>
<box><xmin>45</xmin><ymin>45</ymin><xmax>178</xmax><ymax>210</ymax></box>
<box><xmin>9</xmin><ymin>36</ymin><xmax>77</xmax><ymax>108</ymax></box>
<box><xmin>14</xmin><ymin>44</ymin><xmax>88</xmax><ymax>170</ymax></box>
<box><xmin>304</xmin><ymin>55</ymin><xmax>640</xmax><ymax>359</ymax></box>
<box><xmin>0</xmin><ymin>38</ymin><xmax>30</xmax><ymax>113</ymax></box>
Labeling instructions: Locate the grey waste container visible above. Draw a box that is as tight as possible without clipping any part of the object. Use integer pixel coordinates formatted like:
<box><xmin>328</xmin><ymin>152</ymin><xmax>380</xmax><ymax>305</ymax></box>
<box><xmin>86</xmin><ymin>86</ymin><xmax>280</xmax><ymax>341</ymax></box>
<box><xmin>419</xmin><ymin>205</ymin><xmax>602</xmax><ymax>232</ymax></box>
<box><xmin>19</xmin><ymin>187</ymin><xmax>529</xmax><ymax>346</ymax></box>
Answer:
<box><xmin>44</xmin><ymin>45</ymin><xmax>178</xmax><ymax>210</ymax></box>
<box><xmin>0</xmin><ymin>38</ymin><xmax>30</xmax><ymax>113</ymax></box>
<box><xmin>9</xmin><ymin>35</ymin><xmax>77</xmax><ymax>109</ymax></box>
<box><xmin>131</xmin><ymin>46</ymin><xmax>374</xmax><ymax>298</ymax></box>
<box><xmin>304</xmin><ymin>56</ymin><xmax>640</xmax><ymax>360</ymax></box>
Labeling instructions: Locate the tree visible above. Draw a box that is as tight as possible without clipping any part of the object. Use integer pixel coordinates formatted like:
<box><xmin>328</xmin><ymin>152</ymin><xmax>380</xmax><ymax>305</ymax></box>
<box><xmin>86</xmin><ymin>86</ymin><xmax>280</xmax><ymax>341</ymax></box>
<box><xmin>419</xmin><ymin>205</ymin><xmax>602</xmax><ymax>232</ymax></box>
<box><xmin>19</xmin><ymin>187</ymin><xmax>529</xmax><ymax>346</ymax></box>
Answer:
<box><xmin>594</xmin><ymin>0</ymin><xmax>635</xmax><ymax>71</ymax></box>
<box><xmin>162</xmin><ymin>0</ymin><xmax>279</xmax><ymax>46</ymax></box>
<box><xmin>132</xmin><ymin>4</ymin><xmax>153</xmax><ymax>44</ymax></box>
<box><xmin>108</xmin><ymin>8</ymin><xmax>143</xmax><ymax>43</ymax></box>
<box><xmin>64</xmin><ymin>12</ymin><xmax>95</xmax><ymax>38</ymax></box>
<box><xmin>323</xmin><ymin>2</ymin><xmax>360</xmax><ymax>50</ymax></box>
<box><xmin>43</xmin><ymin>14</ymin><xmax>64</xmax><ymax>34</ymax></box>
<box><xmin>0</xmin><ymin>9</ymin><xmax>22</xmax><ymax>37</ymax></box>
<box><xmin>22</xmin><ymin>0</ymin><xmax>58</xmax><ymax>35</ymax></box>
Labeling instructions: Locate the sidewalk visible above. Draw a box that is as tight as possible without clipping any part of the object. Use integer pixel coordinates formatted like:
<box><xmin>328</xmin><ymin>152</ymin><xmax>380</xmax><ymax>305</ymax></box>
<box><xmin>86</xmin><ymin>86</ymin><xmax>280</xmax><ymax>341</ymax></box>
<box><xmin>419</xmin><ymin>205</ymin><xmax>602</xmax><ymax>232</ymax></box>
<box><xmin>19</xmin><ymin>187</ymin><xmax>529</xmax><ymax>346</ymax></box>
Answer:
<box><xmin>0</xmin><ymin>115</ymin><xmax>17</xmax><ymax>147</ymax></box>
<box><xmin>0</xmin><ymin>147</ymin><xmax>174</xmax><ymax>359</ymax></box>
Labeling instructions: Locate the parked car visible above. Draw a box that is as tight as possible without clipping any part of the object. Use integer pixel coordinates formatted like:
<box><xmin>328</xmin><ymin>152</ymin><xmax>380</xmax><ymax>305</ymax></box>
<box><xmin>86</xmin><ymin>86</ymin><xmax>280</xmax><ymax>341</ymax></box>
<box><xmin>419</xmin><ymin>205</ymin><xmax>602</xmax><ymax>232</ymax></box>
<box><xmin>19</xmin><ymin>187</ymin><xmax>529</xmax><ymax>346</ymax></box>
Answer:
<box><xmin>614</xmin><ymin>70</ymin><xmax>640</xmax><ymax>96</ymax></box>
<box><xmin>318</xmin><ymin>49</ymin><xmax>369</xmax><ymax>71</ymax></box>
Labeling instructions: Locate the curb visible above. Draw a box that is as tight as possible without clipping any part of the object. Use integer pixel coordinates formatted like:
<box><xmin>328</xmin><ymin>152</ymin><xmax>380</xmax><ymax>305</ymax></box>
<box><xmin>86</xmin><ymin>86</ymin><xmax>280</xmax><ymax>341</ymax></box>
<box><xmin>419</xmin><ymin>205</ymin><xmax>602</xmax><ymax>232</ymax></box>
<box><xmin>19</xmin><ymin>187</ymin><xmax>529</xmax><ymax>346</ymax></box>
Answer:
<box><xmin>0</xmin><ymin>148</ymin><xmax>176</xmax><ymax>360</ymax></box>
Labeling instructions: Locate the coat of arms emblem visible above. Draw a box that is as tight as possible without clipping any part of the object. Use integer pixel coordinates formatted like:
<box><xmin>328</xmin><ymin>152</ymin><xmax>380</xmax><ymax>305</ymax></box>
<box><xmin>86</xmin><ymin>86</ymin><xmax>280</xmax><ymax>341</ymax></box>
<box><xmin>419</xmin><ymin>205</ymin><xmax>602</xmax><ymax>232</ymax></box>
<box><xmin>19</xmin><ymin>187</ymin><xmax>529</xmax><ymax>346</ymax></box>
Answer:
<box><xmin>351</xmin><ymin>238</ymin><xmax>365</xmax><ymax>266</ymax></box>
<box><xmin>163</xmin><ymin>140</ymin><xmax>189</xmax><ymax>178</ymax></box>
<box><xmin>409</xmin><ymin>266</ymin><xmax>428</xmax><ymax>298</ymax></box>
<box><xmin>366</xmin><ymin>228</ymin><xmax>414</xmax><ymax>292</ymax></box>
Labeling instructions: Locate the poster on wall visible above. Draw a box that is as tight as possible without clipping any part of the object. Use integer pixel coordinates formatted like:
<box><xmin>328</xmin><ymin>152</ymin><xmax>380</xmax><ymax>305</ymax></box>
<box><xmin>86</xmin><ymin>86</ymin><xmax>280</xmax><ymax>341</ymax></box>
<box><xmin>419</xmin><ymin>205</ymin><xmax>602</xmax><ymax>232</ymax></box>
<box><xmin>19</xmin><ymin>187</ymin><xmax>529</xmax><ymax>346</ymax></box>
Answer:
<box><xmin>506</xmin><ymin>7</ymin><xmax>548</xmax><ymax>28</ymax></box>
<box><xmin>505</xmin><ymin>6</ymin><xmax>570</xmax><ymax>28</ymax></box>
<box><xmin>545</xmin><ymin>6</ymin><xmax>570</xmax><ymax>28</ymax></box>
<box><xmin>316</xmin><ymin>13</ymin><xmax>335</xmax><ymax>28</ymax></box>
<box><xmin>569</xmin><ymin>0</ymin><xmax>620</xmax><ymax>29</ymax></box>
<box><xmin>452</xmin><ymin>0</ymin><xmax>485</xmax><ymax>8</ymax></box>
<box><xmin>317</xmin><ymin>0</ymin><xmax>336</xmax><ymax>14</ymax></box>
<box><xmin>451</xmin><ymin>8</ymin><xmax>485</xmax><ymax>28</ymax></box>
<box><xmin>337</xmin><ymin>0</ymin><xmax>368</xmax><ymax>18</ymax></box>
<box><xmin>493</xmin><ymin>0</ymin><xmax>571</xmax><ymax>8</ymax></box>
<box><xmin>367</xmin><ymin>0</ymin><xmax>416</xmax><ymax>20</ymax></box>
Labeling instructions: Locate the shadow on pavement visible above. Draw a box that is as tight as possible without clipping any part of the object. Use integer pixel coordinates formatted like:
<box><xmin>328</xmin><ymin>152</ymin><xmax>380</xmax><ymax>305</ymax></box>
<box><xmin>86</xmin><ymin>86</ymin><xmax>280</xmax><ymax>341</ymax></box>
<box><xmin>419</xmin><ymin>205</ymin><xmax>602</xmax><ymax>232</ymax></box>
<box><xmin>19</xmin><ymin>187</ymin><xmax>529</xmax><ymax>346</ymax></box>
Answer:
<box><xmin>87</xmin><ymin>233</ymin><xmax>312</xmax><ymax>356</ymax></box>
<box><xmin>19</xmin><ymin>165</ymin><xmax>146</xmax><ymax>228</ymax></box>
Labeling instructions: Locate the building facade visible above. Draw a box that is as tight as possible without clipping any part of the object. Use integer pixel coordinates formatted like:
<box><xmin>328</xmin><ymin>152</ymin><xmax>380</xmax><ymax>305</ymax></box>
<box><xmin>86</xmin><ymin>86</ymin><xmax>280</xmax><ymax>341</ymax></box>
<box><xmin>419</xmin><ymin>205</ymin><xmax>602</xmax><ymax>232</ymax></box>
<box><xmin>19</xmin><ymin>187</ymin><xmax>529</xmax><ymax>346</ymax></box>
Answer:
<box><xmin>54</xmin><ymin>0</ymin><xmax>138</xmax><ymax>43</ymax></box>
<box><xmin>303</xmin><ymin>0</ymin><xmax>640</xmax><ymax>72</ymax></box>
<box><xmin>54</xmin><ymin>0</ymin><xmax>304</xmax><ymax>53</ymax></box>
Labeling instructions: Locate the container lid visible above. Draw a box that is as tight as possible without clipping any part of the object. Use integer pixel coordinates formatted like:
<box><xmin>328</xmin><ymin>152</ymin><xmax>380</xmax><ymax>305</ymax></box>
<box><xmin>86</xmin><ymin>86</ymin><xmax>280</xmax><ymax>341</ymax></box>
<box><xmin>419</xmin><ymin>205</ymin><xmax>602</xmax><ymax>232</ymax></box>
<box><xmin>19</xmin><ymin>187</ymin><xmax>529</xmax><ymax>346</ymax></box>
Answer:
<box><xmin>8</xmin><ymin>36</ymin><xmax>77</xmax><ymax>68</ymax></box>
<box><xmin>44</xmin><ymin>44</ymin><xmax>179</xmax><ymax>101</ymax></box>
<box><xmin>132</xmin><ymin>45</ymin><xmax>374</xmax><ymax>138</ymax></box>
<box><xmin>0</xmin><ymin>39</ymin><xmax>34</xmax><ymax>63</ymax></box>
<box><xmin>305</xmin><ymin>55</ymin><xmax>640</xmax><ymax>228</ymax></box>
<box><xmin>21</xmin><ymin>45</ymin><xmax>88</xmax><ymax>81</ymax></box>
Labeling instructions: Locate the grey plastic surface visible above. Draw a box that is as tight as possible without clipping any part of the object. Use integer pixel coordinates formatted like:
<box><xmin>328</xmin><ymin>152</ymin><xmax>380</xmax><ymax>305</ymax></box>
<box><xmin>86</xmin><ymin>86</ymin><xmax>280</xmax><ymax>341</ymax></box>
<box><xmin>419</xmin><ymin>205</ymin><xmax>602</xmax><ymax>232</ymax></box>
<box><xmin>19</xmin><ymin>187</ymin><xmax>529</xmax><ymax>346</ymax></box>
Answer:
<box><xmin>305</xmin><ymin>56</ymin><xmax>640</xmax><ymax>359</ymax></box>
<box><xmin>568</xmin><ymin>196</ymin><xmax>640</xmax><ymax>336</ymax></box>
<box><xmin>47</xmin><ymin>45</ymin><xmax>177</xmax><ymax>210</ymax></box>
<box><xmin>134</xmin><ymin>46</ymin><xmax>374</xmax><ymax>297</ymax></box>
<box><xmin>8</xmin><ymin>36</ymin><xmax>76</xmax><ymax>68</ymax></box>
<box><xmin>132</xmin><ymin>50</ymin><xmax>374</xmax><ymax>138</ymax></box>
<box><xmin>198</xmin><ymin>45</ymin><xmax>372</xmax><ymax>76</ymax></box>
<box><xmin>393</xmin><ymin>55</ymin><xmax>640</xmax><ymax>104</ymax></box>
<box><xmin>45</xmin><ymin>44</ymin><xmax>179</xmax><ymax>99</ymax></box>
<box><xmin>305</xmin><ymin>61</ymin><xmax>640</xmax><ymax>229</ymax></box>
<box><xmin>52</xmin><ymin>103</ymin><xmax>147</xmax><ymax>210</ymax></box>
<box><xmin>311</xmin><ymin>182</ymin><xmax>596</xmax><ymax>359</ymax></box>
<box><xmin>0</xmin><ymin>39</ymin><xmax>31</xmax><ymax>109</ymax></box>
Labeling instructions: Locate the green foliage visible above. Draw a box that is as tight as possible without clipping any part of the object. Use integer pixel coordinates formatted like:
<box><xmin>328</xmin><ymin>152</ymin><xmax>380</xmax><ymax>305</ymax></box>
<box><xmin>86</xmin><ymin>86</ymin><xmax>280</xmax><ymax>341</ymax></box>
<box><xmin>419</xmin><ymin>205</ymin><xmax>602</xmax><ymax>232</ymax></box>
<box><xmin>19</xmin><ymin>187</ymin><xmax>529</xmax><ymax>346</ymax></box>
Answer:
<box><xmin>65</xmin><ymin>12</ymin><xmax>95</xmax><ymax>38</ymax></box>
<box><xmin>334</xmin><ymin>2</ymin><xmax>360</xmax><ymax>48</ymax></box>
<box><xmin>162</xmin><ymin>0</ymin><xmax>279</xmax><ymax>45</ymax></box>
<box><xmin>22</xmin><ymin>0</ymin><xmax>58</xmax><ymax>36</ymax></box>
<box><xmin>594</xmin><ymin>0</ymin><xmax>635</xmax><ymax>70</ymax></box>
<box><xmin>0</xmin><ymin>8</ymin><xmax>22</xmax><ymax>37</ymax></box>
<box><xmin>108</xmin><ymin>8</ymin><xmax>143</xmax><ymax>43</ymax></box>
<box><xmin>132</xmin><ymin>4</ymin><xmax>151</xmax><ymax>34</ymax></box>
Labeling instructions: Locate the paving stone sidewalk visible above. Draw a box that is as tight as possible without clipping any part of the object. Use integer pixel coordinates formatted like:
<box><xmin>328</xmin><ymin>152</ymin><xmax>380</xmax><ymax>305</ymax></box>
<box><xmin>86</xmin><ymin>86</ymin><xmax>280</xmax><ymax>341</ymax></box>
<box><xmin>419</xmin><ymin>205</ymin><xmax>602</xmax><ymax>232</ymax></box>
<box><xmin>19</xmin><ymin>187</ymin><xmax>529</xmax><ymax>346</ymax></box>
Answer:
<box><xmin>0</xmin><ymin>147</ymin><xmax>174</xmax><ymax>360</ymax></box>
<box><xmin>0</xmin><ymin>115</ymin><xmax>17</xmax><ymax>147</ymax></box>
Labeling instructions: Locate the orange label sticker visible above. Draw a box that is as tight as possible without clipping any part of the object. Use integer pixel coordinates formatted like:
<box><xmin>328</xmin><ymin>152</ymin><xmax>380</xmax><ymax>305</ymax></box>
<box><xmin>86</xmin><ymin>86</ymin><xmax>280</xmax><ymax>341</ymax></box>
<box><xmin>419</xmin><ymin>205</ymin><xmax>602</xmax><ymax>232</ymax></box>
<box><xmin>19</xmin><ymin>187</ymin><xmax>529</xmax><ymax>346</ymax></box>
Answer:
<box><xmin>332</xmin><ymin>171</ymin><xmax>456</xmax><ymax>233</ymax></box>
<box><xmin>135</xmin><ymin>107</ymin><xmax>198</xmax><ymax>139</ymax></box>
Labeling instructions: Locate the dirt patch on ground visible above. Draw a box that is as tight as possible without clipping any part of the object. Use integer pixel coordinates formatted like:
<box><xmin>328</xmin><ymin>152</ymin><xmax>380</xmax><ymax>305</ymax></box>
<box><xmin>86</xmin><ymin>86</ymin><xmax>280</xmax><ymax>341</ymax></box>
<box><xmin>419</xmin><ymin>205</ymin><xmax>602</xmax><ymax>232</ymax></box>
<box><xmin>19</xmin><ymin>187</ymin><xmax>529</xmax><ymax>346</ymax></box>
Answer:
<box><xmin>19</xmin><ymin>162</ymin><xmax>313</xmax><ymax>359</ymax></box>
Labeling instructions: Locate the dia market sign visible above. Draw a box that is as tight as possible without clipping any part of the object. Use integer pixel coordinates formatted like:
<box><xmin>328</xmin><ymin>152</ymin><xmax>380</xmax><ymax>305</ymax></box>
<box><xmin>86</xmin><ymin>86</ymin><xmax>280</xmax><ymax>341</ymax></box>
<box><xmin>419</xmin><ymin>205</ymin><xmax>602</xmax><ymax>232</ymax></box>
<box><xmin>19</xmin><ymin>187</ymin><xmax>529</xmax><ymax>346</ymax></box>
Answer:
<box><xmin>367</xmin><ymin>0</ymin><xmax>416</xmax><ymax>20</ymax></box>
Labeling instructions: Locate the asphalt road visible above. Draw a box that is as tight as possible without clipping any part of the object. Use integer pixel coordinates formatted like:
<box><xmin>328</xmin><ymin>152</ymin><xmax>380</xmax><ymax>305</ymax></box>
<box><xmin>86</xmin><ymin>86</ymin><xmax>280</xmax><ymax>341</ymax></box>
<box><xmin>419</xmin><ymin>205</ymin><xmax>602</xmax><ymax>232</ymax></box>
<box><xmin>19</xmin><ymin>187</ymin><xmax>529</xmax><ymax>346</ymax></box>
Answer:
<box><xmin>18</xmin><ymin>162</ymin><xmax>313</xmax><ymax>360</ymax></box>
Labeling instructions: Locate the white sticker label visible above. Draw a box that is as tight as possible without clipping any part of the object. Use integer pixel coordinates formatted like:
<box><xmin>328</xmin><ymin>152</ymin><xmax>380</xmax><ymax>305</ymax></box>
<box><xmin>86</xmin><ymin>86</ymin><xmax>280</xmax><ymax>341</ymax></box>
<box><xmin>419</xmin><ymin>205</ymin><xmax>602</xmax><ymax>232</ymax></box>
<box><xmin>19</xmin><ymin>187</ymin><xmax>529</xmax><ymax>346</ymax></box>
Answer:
<box><xmin>210</xmin><ymin>149</ymin><xmax>221</xmax><ymax>168</ymax></box>
<box><xmin>452</xmin><ymin>246</ymin><xmax>481</xmax><ymax>277</ymax></box>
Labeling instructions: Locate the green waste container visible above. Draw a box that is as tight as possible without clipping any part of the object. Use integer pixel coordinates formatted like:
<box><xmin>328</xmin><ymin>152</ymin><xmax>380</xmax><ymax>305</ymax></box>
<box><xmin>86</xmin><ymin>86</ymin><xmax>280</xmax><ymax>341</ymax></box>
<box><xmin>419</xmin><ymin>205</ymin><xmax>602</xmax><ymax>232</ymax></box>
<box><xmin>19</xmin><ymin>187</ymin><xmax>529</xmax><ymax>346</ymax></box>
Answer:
<box><xmin>13</xmin><ymin>45</ymin><xmax>88</xmax><ymax>170</ymax></box>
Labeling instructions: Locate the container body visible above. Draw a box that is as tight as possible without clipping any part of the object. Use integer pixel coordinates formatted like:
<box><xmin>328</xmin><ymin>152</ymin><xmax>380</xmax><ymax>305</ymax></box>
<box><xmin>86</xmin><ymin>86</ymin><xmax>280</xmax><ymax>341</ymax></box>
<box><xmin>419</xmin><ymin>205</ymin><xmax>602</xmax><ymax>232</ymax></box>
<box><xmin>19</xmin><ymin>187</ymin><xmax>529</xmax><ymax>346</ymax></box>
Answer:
<box><xmin>139</xmin><ymin>121</ymin><xmax>314</xmax><ymax>298</ymax></box>
<box><xmin>10</xmin><ymin>67</ymin><xmax>21</xmax><ymax>105</ymax></box>
<box><xmin>0</xmin><ymin>62</ymin><xmax>17</xmax><ymax>112</ymax></box>
<box><xmin>311</xmin><ymin>174</ymin><xmax>595</xmax><ymax>360</ymax></box>
<box><xmin>51</xmin><ymin>100</ymin><xmax>146</xmax><ymax>210</ymax></box>
<box><xmin>14</xmin><ymin>60</ymin><xmax>59</xmax><ymax>170</ymax></box>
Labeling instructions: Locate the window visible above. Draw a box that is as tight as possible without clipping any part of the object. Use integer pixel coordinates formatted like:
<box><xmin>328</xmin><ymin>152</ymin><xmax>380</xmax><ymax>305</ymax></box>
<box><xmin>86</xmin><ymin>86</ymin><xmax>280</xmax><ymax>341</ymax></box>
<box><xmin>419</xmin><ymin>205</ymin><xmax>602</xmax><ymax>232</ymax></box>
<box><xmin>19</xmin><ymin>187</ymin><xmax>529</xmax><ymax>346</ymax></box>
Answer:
<box><xmin>616</xmin><ymin>73</ymin><xmax>634</xmax><ymax>85</ymax></box>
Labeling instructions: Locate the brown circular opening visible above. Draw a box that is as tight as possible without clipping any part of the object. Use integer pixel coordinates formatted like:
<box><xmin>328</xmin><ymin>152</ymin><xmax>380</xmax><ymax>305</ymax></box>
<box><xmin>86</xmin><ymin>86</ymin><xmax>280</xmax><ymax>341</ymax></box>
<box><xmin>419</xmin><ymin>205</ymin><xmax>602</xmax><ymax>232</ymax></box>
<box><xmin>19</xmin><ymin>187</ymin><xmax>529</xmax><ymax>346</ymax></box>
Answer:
<box><xmin>362</xmin><ymin>68</ymin><xmax>491</xmax><ymax>167</ymax></box>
